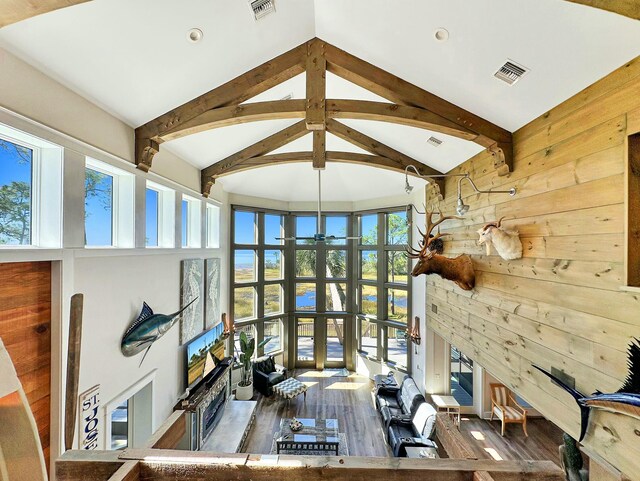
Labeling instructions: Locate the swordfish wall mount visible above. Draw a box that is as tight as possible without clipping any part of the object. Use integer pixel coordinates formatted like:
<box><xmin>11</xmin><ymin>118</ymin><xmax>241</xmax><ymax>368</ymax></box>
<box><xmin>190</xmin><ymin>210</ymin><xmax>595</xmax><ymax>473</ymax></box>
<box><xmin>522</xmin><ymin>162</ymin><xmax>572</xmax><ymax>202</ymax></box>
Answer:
<box><xmin>533</xmin><ymin>337</ymin><xmax>640</xmax><ymax>441</ymax></box>
<box><xmin>121</xmin><ymin>298</ymin><xmax>198</xmax><ymax>366</ymax></box>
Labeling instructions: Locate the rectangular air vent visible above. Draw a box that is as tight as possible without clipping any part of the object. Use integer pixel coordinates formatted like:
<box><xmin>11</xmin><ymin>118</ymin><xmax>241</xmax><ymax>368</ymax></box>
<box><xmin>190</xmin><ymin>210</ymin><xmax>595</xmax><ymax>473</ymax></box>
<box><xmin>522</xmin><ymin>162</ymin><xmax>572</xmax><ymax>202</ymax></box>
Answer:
<box><xmin>494</xmin><ymin>60</ymin><xmax>528</xmax><ymax>85</ymax></box>
<box><xmin>280</xmin><ymin>93</ymin><xmax>293</xmax><ymax>101</ymax></box>
<box><xmin>426</xmin><ymin>136</ymin><xmax>443</xmax><ymax>147</ymax></box>
<box><xmin>249</xmin><ymin>0</ymin><xmax>276</xmax><ymax>20</ymax></box>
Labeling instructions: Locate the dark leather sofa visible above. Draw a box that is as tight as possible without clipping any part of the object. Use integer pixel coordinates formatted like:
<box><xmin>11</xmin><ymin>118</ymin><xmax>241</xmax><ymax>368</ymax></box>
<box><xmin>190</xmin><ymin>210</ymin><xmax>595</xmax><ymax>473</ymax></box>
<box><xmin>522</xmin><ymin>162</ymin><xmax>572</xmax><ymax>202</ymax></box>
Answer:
<box><xmin>387</xmin><ymin>402</ymin><xmax>437</xmax><ymax>457</ymax></box>
<box><xmin>375</xmin><ymin>375</ymin><xmax>438</xmax><ymax>457</ymax></box>
<box><xmin>253</xmin><ymin>355</ymin><xmax>287</xmax><ymax>396</ymax></box>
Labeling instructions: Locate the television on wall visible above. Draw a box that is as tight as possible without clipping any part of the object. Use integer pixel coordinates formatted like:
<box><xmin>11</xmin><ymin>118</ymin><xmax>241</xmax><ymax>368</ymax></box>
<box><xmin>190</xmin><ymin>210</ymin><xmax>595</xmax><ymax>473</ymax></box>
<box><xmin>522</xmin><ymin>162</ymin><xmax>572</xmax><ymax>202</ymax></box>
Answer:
<box><xmin>186</xmin><ymin>322</ymin><xmax>226</xmax><ymax>388</ymax></box>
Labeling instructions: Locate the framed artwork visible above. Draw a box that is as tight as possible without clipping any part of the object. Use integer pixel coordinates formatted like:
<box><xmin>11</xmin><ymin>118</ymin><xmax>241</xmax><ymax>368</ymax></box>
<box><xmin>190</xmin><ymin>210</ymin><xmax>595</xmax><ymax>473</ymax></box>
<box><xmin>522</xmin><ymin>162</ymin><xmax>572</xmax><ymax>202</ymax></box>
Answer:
<box><xmin>180</xmin><ymin>259</ymin><xmax>204</xmax><ymax>344</ymax></box>
<box><xmin>205</xmin><ymin>258</ymin><xmax>221</xmax><ymax>329</ymax></box>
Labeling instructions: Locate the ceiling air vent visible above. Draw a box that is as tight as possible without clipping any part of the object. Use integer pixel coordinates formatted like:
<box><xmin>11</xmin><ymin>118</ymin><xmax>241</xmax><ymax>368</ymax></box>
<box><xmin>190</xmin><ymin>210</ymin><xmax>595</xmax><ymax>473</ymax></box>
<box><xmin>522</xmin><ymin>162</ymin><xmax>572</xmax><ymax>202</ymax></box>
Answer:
<box><xmin>249</xmin><ymin>0</ymin><xmax>276</xmax><ymax>20</ymax></box>
<box><xmin>280</xmin><ymin>93</ymin><xmax>293</xmax><ymax>101</ymax></box>
<box><xmin>494</xmin><ymin>60</ymin><xmax>528</xmax><ymax>85</ymax></box>
<box><xmin>426</xmin><ymin>136</ymin><xmax>443</xmax><ymax>147</ymax></box>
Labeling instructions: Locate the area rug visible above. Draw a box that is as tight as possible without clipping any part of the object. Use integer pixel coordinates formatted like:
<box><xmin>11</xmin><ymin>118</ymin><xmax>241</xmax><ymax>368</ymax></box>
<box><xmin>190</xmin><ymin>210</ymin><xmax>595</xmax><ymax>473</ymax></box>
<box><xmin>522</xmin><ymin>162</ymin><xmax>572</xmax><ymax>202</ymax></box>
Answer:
<box><xmin>321</xmin><ymin>368</ymin><xmax>350</xmax><ymax>377</ymax></box>
<box><xmin>269</xmin><ymin>432</ymin><xmax>349</xmax><ymax>456</ymax></box>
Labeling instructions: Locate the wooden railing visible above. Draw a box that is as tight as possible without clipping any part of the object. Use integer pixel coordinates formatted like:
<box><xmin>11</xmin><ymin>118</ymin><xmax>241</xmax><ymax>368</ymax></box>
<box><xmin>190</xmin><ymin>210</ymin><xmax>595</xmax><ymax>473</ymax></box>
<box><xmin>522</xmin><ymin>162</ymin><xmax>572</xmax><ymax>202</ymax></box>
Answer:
<box><xmin>56</xmin><ymin>408</ymin><xmax>564</xmax><ymax>481</ymax></box>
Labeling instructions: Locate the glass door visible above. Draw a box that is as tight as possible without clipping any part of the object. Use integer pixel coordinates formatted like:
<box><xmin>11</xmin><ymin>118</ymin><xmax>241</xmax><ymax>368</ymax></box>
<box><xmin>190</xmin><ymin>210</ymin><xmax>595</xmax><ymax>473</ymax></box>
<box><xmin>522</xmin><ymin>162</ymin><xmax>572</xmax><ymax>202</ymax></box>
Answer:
<box><xmin>325</xmin><ymin>317</ymin><xmax>345</xmax><ymax>367</ymax></box>
<box><xmin>296</xmin><ymin>317</ymin><xmax>316</xmax><ymax>366</ymax></box>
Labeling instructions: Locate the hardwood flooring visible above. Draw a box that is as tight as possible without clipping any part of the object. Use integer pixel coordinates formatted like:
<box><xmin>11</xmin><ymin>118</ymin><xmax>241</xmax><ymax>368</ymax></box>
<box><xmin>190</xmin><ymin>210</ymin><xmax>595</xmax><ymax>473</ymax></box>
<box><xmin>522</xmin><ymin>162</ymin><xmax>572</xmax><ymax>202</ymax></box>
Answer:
<box><xmin>458</xmin><ymin>415</ymin><xmax>563</xmax><ymax>466</ymax></box>
<box><xmin>242</xmin><ymin>369</ymin><xmax>562</xmax><ymax>464</ymax></box>
<box><xmin>241</xmin><ymin>369</ymin><xmax>392</xmax><ymax>457</ymax></box>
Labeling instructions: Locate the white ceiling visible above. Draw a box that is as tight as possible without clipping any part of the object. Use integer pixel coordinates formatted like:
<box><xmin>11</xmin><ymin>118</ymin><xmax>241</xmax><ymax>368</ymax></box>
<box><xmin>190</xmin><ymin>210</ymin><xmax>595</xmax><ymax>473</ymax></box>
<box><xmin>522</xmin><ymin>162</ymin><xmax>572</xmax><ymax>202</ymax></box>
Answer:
<box><xmin>1</xmin><ymin>0</ymin><xmax>639</xmax><ymax>201</ymax></box>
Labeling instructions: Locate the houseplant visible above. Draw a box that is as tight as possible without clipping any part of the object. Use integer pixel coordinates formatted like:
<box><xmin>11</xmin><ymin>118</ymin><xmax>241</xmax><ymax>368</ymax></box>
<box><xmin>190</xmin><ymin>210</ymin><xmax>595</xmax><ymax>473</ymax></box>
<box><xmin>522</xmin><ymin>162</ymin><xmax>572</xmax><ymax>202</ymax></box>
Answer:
<box><xmin>235</xmin><ymin>331</ymin><xmax>255</xmax><ymax>400</ymax></box>
<box><xmin>234</xmin><ymin>332</ymin><xmax>273</xmax><ymax>400</ymax></box>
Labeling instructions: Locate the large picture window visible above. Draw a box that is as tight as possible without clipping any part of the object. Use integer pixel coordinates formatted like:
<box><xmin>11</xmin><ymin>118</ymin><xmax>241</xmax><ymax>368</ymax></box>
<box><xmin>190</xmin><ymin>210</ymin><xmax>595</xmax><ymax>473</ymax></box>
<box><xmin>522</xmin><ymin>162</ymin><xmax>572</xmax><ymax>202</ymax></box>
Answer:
<box><xmin>356</xmin><ymin>209</ymin><xmax>411</xmax><ymax>370</ymax></box>
<box><xmin>232</xmin><ymin>208</ymin><xmax>285</xmax><ymax>358</ymax></box>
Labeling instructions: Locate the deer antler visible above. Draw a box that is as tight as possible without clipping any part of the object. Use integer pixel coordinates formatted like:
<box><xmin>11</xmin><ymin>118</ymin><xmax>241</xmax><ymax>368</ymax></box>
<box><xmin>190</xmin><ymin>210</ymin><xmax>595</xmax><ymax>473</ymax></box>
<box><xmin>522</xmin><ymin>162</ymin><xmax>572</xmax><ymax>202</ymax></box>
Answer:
<box><xmin>409</xmin><ymin>207</ymin><xmax>460</xmax><ymax>258</ymax></box>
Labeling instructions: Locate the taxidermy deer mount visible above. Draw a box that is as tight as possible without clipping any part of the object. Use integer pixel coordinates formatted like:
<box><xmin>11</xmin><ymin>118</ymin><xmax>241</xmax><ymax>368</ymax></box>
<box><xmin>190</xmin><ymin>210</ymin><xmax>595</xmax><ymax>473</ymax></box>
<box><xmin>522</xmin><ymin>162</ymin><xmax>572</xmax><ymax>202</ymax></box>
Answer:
<box><xmin>407</xmin><ymin>208</ymin><xmax>475</xmax><ymax>291</ymax></box>
<box><xmin>477</xmin><ymin>217</ymin><xmax>523</xmax><ymax>260</ymax></box>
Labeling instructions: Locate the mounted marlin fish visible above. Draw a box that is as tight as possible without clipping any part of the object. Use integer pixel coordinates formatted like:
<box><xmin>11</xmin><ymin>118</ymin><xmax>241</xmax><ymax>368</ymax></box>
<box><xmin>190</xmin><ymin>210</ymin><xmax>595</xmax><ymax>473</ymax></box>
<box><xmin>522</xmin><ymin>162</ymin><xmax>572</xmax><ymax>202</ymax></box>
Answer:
<box><xmin>534</xmin><ymin>337</ymin><xmax>640</xmax><ymax>441</ymax></box>
<box><xmin>121</xmin><ymin>298</ymin><xmax>198</xmax><ymax>366</ymax></box>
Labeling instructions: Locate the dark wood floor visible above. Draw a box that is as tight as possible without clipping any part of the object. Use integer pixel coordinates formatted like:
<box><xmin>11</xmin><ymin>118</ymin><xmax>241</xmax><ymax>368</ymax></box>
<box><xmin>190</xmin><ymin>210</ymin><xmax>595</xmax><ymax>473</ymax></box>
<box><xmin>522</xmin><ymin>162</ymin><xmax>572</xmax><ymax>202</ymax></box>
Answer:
<box><xmin>458</xmin><ymin>415</ymin><xmax>563</xmax><ymax>466</ymax></box>
<box><xmin>242</xmin><ymin>369</ymin><xmax>392</xmax><ymax>456</ymax></box>
<box><xmin>242</xmin><ymin>369</ymin><xmax>562</xmax><ymax>464</ymax></box>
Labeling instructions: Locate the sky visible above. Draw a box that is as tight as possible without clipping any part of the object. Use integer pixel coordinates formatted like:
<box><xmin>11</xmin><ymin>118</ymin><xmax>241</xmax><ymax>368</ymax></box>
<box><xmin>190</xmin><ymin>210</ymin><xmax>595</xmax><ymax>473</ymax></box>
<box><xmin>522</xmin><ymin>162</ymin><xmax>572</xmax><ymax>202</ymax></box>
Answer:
<box><xmin>146</xmin><ymin>188</ymin><xmax>158</xmax><ymax>246</ymax></box>
<box><xmin>0</xmin><ymin>140</ymin><xmax>32</xmax><ymax>245</ymax></box>
<box><xmin>84</xmin><ymin>168</ymin><xmax>113</xmax><ymax>246</ymax></box>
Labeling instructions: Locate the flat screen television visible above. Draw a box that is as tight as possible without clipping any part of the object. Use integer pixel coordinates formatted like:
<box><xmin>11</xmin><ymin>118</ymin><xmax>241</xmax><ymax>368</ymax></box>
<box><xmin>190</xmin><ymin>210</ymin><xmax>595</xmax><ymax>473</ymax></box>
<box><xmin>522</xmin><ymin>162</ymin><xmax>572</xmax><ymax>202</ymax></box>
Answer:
<box><xmin>186</xmin><ymin>322</ymin><xmax>226</xmax><ymax>388</ymax></box>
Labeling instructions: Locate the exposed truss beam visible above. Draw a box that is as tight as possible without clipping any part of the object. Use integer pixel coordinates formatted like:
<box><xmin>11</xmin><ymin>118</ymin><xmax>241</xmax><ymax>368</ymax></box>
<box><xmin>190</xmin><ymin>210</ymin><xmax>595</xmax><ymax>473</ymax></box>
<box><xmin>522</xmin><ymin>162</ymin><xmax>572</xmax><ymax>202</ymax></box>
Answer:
<box><xmin>326</xmin><ymin>118</ymin><xmax>445</xmax><ymax>194</ymax></box>
<box><xmin>312</xmin><ymin>130</ymin><xmax>326</xmax><ymax>169</ymax></box>
<box><xmin>161</xmin><ymin>100</ymin><xmax>306</xmax><ymax>142</ymax></box>
<box><xmin>203</xmin><ymin>151</ymin><xmax>435</xmax><ymax>179</ymax></box>
<box><xmin>135</xmin><ymin>43</ymin><xmax>307</xmax><ymax>171</ymax></box>
<box><xmin>201</xmin><ymin>121</ymin><xmax>308</xmax><ymax>196</ymax></box>
<box><xmin>565</xmin><ymin>0</ymin><xmax>640</xmax><ymax>19</ymax></box>
<box><xmin>323</xmin><ymin>41</ymin><xmax>513</xmax><ymax>174</ymax></box>
<box><xmin>305</xmin><ymin>39</ymin><xmax>326</xmax><ymax>130</ymax></box>
<box><xmin>0</xmin><ymin>0</ymin><xmax>90</xmax><ymax>28</ymax></box>
<box><xmin>158</xmin><ymin>99</ymin><xmax>478</xmax><ymax>143</ymax></box>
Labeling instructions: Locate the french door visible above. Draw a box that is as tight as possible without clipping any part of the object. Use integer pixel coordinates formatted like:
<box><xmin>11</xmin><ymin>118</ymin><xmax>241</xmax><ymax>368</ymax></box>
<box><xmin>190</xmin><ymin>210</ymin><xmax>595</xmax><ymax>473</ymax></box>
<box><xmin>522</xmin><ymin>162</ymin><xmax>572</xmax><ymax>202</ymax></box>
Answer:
<box><xmin>294</xmin><ymin>315</ymin><xmax>347</xmax><ymax>369</ymax></box>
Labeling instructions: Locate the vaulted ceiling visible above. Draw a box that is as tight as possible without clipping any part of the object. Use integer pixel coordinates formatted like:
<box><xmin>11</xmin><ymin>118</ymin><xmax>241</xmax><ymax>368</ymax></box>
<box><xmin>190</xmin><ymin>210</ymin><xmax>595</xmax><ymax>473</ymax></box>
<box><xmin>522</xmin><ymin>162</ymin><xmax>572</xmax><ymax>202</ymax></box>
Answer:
<box><xmin>0</xmin><ymin>0</ymin><xmax>639</xmax><ymax>201</ymax></box>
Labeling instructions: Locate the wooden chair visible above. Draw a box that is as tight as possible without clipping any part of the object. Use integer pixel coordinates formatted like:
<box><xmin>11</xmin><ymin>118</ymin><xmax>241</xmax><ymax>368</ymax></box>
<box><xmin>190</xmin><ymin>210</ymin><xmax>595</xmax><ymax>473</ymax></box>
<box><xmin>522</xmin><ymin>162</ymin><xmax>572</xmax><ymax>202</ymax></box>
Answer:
<box><xmin>490</xmin><ymin>383</ymin><xmax>528</xmax><ymax>437</ymax></box>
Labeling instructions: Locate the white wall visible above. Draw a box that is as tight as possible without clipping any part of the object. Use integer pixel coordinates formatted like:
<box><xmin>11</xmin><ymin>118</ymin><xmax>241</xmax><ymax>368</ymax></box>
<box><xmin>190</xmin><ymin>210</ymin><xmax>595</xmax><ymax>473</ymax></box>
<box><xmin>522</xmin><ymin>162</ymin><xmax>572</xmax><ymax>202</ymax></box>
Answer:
<box><xmin>0</xmin><ymin>48</ymin><xmax>230</xmax><ymax>478</ymax></box>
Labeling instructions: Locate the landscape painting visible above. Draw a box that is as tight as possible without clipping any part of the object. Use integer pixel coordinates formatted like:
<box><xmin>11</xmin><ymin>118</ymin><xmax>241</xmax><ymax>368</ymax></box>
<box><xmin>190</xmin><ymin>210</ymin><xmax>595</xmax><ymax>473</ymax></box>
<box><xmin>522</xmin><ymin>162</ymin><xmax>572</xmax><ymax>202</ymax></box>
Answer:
<box><xmin>180</xmin><ymin>258</ymin><xmax>204</xmax><ymax>344</ymax></box>
<box><xmin>205</xmin><ymin>258</ymin><xmax>221</xmax><ymax>329</ymax></box>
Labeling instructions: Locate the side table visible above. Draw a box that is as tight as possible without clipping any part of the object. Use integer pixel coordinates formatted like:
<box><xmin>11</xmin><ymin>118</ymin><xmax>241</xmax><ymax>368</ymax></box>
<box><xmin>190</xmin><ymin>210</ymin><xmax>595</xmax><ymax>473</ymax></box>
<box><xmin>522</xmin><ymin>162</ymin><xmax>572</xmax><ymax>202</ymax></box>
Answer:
<box><xmin>431</xmin><ymin>394</ymin><xmax>461</xmax><ymax>426</ymax></box>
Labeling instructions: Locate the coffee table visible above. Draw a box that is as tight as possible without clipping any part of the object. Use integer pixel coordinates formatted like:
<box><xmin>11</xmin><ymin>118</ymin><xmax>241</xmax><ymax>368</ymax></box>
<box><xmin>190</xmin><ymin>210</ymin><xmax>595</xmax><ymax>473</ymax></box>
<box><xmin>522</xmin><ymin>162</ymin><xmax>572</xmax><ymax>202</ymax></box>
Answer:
<box><xmin>276</xmin><ymin>418</ymin><xmax>339</xmax><ymax>455</ymax></box>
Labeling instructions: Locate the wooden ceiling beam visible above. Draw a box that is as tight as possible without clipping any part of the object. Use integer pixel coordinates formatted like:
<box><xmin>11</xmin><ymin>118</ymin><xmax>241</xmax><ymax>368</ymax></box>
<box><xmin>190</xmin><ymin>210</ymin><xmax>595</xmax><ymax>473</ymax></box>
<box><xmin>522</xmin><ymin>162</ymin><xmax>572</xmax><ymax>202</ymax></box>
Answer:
<box><xmin>206</xmin><ymin>151</ymin><xmax>433</xmax><ymax>179</ymax></box>
<box><xmin>326</xmin><ymin>118</ymin><xmax>446</xmax><ymax>195</ymax></box>
<box><xmin>323</xmin><ymin>40</ymin><xmax>513</xmax><ymax>174</ymax></box>
<box><xmin>565</xmin><ymin>0</ymin><xmax>640</xmax><ymax>19</ymax></box>
<box><xmin>135</xmin><ymin>43</ymin><xmax>307</xmax><ymax>171</ymax></box>
<box><xmin>312</xmin><ymin>130</ymin><xmax>326</xmax><ymax>169</ymax></box>
<box><xmin>201</xmin><ymin>120</ymin><xmax>308</xmax><ymax>196</ymax></box>
<box><xmin>306</xmin><ymin>38</ymin><xmax>327</xmax><ymax>131</ymax></box>
<box><xmin>0</xmin><ymin>0</ymin><xmax>90</xmax><ymax>28</ymax></box>
<box><xmin>158</xmin><ymin>99</ymin><xmax>479</xmax><ymax>143</ymax></box>
<box><xmin>327</xmin><ymin>100</ymin><xmax>477</xmax><ymax>140</ymax></box>
<box><xmin>160</xmin><ymin>100</ymin><xmax>306</xmax><ymax>142</ymax></box>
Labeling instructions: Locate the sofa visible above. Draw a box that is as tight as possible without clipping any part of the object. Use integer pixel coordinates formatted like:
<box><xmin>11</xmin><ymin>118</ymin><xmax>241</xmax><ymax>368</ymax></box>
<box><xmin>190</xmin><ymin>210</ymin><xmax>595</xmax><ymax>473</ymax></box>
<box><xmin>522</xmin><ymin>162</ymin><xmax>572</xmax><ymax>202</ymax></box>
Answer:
<box><xmin>376</xmin><ymin>376</ymin><xmax>425</xmax><ymax>429</ymax></box>
<box><xmin>387</xmin><ymin>402</ymin><xmax>437</xmax><ymax>457</ymax></box>
<box><xmin>374</xmin><ymin>375</ymin><xmax>438</xmax><ymax>457</ymax></box>
<box><xmin>253</xmin><ymin>355</ymin><xmax>287</xmax><ymax>396</ymax></box>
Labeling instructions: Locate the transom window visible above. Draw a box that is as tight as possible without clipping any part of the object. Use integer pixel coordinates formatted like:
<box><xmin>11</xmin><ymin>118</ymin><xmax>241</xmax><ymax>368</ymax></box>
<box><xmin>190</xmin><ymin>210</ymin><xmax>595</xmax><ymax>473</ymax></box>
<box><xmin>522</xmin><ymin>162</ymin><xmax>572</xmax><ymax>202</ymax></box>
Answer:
<box><xmin>0</xmin><ymin>137</ymin><xmax>34</xmax><ymax>246</ymax></box>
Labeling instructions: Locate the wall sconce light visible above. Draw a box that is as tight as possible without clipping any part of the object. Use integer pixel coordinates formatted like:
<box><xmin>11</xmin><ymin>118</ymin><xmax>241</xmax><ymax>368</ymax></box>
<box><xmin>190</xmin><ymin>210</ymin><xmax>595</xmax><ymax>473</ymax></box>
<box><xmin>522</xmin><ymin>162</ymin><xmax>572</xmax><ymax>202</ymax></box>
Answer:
<box><xmin>404</xmin><ymin>165</ymin><xmax>516</xmax><ymax>216</ymax></box>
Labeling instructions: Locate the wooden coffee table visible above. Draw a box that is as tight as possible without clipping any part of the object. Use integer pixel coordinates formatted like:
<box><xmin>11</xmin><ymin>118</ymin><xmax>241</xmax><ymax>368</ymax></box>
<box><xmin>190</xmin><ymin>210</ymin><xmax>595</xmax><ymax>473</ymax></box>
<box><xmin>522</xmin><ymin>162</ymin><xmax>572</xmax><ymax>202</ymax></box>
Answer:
<box><xmin>276</xmin><ymin>418</ymin><xmax>339</xmax><ymax>455</ymax></box>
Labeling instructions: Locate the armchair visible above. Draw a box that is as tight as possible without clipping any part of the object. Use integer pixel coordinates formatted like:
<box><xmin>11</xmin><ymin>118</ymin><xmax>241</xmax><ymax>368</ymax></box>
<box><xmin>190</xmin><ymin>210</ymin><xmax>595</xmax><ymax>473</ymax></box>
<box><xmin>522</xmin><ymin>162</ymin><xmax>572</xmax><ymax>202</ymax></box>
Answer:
<box><xmin>490</xmin><ymin>383</ymin><xmax>528</xmax><ymax>436</ymax></box>
<box><xmin>253</xmin><ymin>355</ymin><xmax>287</xmax><ymax>396</ymax></box>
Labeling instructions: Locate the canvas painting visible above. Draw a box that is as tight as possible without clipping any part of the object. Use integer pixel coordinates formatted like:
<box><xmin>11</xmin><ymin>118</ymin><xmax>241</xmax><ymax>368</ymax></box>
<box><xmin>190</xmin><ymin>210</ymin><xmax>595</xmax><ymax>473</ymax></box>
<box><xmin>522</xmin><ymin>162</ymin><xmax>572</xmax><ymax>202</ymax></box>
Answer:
<box><xmin>205</xmin><ymin>258</ymin><xmax>221</xmax><ymax>329</ymax></box>
<box><xmin>180</xmin><ymin>258</ymin><xmax>204</xmax><ymax>344</ymax></box>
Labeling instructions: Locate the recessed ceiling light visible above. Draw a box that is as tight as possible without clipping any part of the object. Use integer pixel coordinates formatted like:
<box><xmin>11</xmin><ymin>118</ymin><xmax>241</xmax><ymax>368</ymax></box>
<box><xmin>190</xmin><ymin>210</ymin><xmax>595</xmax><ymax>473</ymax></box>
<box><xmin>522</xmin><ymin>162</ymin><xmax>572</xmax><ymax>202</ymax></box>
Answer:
<box><xmin>187</xmin><ymin>28</ymin><xmax>204</xmax><ymax>43</ymax></box>
<box><xmin>434</xmin><ymin>28</ymin><xmax>449</xmax><ymax>42</ymax></box>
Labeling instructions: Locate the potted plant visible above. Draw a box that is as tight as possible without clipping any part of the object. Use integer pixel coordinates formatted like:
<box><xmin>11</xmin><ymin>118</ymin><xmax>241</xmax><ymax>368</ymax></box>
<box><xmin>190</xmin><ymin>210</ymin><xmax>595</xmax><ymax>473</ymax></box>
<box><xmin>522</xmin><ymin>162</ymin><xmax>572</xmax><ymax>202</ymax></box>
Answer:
<box><xmin>234</xmin><ymin>332</ymin><xmax>273</xmax><ymax>400</ymax></box>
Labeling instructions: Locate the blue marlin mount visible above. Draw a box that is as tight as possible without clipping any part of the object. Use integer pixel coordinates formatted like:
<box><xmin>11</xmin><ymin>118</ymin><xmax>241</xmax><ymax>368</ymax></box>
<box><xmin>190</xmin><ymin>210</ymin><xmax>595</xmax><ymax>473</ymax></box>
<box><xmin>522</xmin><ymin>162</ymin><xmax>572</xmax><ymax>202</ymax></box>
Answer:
<box><xmin>534</xmin><ymin>337</ymin><xmax>640</xmax><ymax>442</ymax></box>
<box><xmin>121</xmin><ymin>298</ymin><xmax>198</xmax><ymax>366</ymax></box>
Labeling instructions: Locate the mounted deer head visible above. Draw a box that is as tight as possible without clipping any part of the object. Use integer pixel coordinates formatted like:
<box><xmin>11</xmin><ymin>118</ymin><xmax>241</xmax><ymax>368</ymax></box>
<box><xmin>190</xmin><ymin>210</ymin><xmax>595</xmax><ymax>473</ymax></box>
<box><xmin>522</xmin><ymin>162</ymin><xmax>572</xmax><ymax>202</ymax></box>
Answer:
<box><xmin>476</xmin><ymin>217</ymin><xmax>522</xmax><ymax>260</ymax></box>
<box><xmin>407</xmin><ymin>208</ymin><xmax>475</xmax><ymax>291</ymax></box>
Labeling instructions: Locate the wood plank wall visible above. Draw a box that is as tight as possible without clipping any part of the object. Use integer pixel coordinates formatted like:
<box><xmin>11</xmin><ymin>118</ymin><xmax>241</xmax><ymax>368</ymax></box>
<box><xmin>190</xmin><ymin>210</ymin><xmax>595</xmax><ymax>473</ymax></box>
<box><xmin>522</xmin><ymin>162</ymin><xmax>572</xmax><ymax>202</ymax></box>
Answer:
<box><xmin>424</xmin><ymin>56</ymin><xmax>640</xmax><ymax>479</ymax></box>
<box><xmin>0</xmin><ymin>261</ymin><xmax>52</xmax><ymax>471</ymax></box>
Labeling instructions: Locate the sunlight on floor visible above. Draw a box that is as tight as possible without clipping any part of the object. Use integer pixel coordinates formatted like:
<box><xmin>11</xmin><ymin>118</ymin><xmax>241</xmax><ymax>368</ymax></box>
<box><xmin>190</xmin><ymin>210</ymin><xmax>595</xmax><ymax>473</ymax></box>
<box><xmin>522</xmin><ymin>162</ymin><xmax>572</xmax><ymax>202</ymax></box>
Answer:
<box><xmin>484</xmin><ymin>447</ymin><xmax>504</xmax><ymax>461</ymax></box>
<box><xmin>470</xmin><ymin>430</ymin><xmax>485</xmax><ymax>441</ymax></box>
<box><xmin>301</xmin><ymin>381</ymin><xmax>318</xmax><ymax>388</ymax></box>
<box><xmin>326</xmin><ymin>382</ymin><xmax>368</xmax><ymax>390</ymax></box>
<box><xmin>298</xmin><ymin>371</ymin><xmax>339</xmax><ymax>378</ymax></box>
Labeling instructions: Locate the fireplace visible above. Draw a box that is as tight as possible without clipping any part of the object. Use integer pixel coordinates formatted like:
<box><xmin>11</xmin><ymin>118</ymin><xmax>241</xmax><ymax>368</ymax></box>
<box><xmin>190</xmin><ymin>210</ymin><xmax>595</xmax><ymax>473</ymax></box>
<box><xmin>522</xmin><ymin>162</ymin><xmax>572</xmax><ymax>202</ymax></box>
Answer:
<box><xmin>175</xmin><ymin>358</ymin><xmax>232</xmax><ymax>450</ymax></box>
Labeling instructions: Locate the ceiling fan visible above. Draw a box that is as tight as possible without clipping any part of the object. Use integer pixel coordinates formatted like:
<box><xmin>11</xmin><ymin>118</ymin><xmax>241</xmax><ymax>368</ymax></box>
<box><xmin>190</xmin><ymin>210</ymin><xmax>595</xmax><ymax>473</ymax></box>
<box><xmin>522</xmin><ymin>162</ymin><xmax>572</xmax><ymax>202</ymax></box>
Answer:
<box><xmin>276</xmin><ymin>169</ymin><xmax>361</xmax><ymax>243</ymax></box>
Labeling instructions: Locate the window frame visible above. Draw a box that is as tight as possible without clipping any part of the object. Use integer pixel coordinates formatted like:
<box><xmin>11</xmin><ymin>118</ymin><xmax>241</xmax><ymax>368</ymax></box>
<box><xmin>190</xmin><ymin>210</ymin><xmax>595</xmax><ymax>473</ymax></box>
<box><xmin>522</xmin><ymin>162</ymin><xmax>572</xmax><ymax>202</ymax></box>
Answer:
<box><xmin>181</xmin><ymin>194</ymin><xmax>202</xmax><ymax>248</ymax></box>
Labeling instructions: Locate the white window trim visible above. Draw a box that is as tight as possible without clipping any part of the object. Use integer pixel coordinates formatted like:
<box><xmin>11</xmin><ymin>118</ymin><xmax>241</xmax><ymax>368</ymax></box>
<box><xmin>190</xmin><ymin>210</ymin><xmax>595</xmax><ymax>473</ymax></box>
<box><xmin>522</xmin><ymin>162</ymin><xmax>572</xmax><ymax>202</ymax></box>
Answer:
<box><xmin>146</xmin><ymin>181</ymin><xmax>175</xmax><ymax>248</ymax></box>
<box><xmin>85</xmin><ymin>158</ymin><xmax>134</xmax><ymax>248</ymax></box>
<box><xmin>206</xmin><ymin>202</ymin><xmax>221</xmax><ymax>249</ymax></box>
<box><xmin>0</xmin><ymin>124</ymin><xmax>63</xmax><ymax>249</ymax></box>
<box><xmin>103</xmin><ymin>370</ymin><xmax>156</xmax><ymax>450</ymax></box>
<box><xmin>182</xmin><ymin>194</ymin><xmax>201</xmax><ymax>248</ymax></box>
